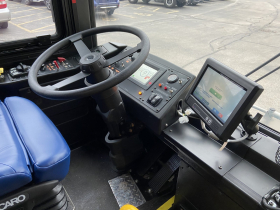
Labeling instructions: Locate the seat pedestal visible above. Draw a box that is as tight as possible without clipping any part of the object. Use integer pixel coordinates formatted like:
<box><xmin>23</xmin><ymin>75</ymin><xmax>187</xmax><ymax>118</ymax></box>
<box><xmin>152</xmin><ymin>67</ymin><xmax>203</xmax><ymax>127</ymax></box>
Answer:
<box><xmin>0</xmin><ymin>181</ymin><xmax>69</xmax><ymax>210</ymax></box>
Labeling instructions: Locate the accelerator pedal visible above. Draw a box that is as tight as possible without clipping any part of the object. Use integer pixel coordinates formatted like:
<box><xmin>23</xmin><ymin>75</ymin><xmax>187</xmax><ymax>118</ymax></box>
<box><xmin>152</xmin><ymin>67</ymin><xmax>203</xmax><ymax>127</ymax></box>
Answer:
<box><xmin>137</xmin><ymin>141</ymin><xmax>167</xmax><ymax>176</ymax></box>
<box><xmin>120</xmin><ymin>204</ymin><xmax>139</xmax><ymax>210</ymax></box>
<box><xmin>109</xmin><ymin>174</ymin><xmax>146</xmax><ymax>208</ymax></box>
<box><xmin>148</xmin><ymin>154</ymin><xmax>181</xmax><ymax>194</ymax></box>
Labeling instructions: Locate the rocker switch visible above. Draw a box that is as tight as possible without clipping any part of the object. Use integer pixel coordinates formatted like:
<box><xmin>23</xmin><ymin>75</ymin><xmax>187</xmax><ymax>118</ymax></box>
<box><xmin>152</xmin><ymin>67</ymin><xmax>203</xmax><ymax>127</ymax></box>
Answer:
<box><xmin>151</xmin><ymin>95</ymin><xmax>162</xmax><ymax>107</ymax></box>
<box><xmin>148</xmin><ymin>93</ymin><xmax>156</xmax><ymax>102</ymax></box>
<box><xmin>147</xmin><ymin>93</ymin><xmax>162</xmax><ymax>107</ymax></box>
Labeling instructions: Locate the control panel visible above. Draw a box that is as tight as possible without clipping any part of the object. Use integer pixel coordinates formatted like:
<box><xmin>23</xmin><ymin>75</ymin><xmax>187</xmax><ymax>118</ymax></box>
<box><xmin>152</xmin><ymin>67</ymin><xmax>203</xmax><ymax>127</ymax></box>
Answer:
<box><xmin>109</xmin><ymin>55</ymin><xmax>192</xmax><ymax>113</ymax></box>
<box><xmin>0</xmin><ymin>43</ymin><xmax>195</xmax><ymax>134</ymax></box>
<box><xmin>2</xmin><ymin>57</ymin><xmax>78</xmax><ymax>83</ymax></box>
<box><xmin>0</xmin><ymin>45</ymin><xmax>111</xmax><ymax>84</ymax></box>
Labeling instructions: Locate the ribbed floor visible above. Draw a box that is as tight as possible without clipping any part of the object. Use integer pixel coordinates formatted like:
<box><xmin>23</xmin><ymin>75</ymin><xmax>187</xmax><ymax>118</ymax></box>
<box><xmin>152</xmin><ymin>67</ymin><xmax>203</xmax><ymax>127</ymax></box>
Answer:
<box><xmin>62</xmin><ymin>141</ymin><xmax>174</xmax><ymax>210</ymax></box>
<box><xmin>62</xmin><ymin>142</ymin><xmax>120</xmax><ymax>210</ymax></box>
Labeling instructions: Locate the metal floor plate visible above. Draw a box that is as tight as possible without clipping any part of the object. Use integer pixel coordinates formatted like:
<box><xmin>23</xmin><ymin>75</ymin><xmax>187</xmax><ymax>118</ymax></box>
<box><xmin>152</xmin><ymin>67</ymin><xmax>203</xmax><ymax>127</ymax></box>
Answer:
<box><xmin>109</xmin><ymin>174</ymin><xmax>146</xmax><ymax>208</ymax></box>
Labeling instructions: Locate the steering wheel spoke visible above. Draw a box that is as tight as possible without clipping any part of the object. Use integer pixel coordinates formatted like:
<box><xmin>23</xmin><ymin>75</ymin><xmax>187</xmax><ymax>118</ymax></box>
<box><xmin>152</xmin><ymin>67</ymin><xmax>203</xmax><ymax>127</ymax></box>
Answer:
<box><xmin>50</xmin><ymin>71</ymin><xmax>90</xmax><ymax>90</ymax></box>
<box><xmin>70</xmin><ymin>35</ymin><xmax>92</xmax><ymax>58</ymax></box>
<box><xmin>104</xmin><ymin>43</ymin><xmax>143</xmax><ymax>67</ymax></box>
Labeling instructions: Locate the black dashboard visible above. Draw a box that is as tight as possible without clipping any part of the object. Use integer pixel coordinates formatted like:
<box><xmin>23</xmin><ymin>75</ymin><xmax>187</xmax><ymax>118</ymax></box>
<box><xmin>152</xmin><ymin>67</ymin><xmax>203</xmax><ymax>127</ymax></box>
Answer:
<box><xmin>0</xmin><ymin>42</ymin><xmax>195</xmax><ymax>135</ymax></box>
<box><xmin>0</xmin><ymin>42</ymin><xmax>279</xmax><ymax>210</ymax></box>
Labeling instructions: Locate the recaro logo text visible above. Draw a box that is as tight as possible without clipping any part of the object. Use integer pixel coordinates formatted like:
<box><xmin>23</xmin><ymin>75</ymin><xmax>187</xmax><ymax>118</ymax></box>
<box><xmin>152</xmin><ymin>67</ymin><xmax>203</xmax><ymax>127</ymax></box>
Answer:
<box><xmin>0</xmin><ymin>195</ymin><xmax>26</xmax><ymax>210</ymax></box>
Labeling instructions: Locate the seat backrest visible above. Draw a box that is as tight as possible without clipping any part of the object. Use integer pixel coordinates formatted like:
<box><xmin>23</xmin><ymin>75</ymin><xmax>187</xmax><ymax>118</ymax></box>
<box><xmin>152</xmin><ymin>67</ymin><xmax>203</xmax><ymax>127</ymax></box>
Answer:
<box><xmin>0</xmin><ymin>101</ymin><xmax>32</xmax><ymax>197</ymax></box>
<box><xmin>4</xmin><ymin>97</ymin><xmax>70</xmax><ymax>183</ymax></box>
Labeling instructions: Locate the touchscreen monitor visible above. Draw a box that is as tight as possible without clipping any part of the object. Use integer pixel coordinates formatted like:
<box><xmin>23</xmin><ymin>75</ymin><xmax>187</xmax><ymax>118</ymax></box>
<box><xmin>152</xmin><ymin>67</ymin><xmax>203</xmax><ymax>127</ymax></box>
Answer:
<box><xmin>185</xmin><ymin>58</ymin><xmax>263</xmax><ymax>142</ymax></box>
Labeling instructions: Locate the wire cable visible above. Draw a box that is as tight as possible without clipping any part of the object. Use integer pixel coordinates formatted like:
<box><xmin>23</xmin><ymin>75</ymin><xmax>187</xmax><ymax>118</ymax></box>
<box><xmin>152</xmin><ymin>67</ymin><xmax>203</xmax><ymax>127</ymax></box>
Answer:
<box><xmin>262</xmin><ymin>187</ymin><xmax>280</xmax><ymax>210</ymax></box>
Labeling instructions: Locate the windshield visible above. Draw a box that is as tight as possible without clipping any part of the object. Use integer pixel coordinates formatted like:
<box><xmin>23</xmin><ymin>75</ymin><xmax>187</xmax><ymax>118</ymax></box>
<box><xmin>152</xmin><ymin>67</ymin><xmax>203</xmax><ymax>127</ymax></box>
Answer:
<box><xmin>94</xmin><ymin>0</ymin><xmax>280</xmax><ymax>132</ymax></box>
<box><xmin>1</xmin><ymin>0</ymin><xmax>280</xmax><ymax>132</ymax></box>
<box><xmin>0</xmin><ymin>0</ymin><xmax>55</xmax><ymax>43</ymax></box>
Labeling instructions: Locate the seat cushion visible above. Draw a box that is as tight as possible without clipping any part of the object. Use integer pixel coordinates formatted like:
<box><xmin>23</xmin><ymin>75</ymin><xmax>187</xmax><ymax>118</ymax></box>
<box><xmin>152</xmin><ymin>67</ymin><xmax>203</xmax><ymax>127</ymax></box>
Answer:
<box><xmin>0</xmin><ymin>101</ymin><xmax>32</xmax><ymax>197</ymax></box>
<box><xmin>4</xmin><ymin>97</ymin><xmax>71</xmax><ymax>183</ymax></box>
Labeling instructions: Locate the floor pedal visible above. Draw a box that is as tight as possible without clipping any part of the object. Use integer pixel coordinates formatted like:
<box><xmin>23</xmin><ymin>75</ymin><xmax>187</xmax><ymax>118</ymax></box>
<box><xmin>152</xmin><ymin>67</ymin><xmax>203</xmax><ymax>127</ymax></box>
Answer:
<box><xmin>109</xmin><ymin>174</ymin><xmax>146</xmax><ymax>208</ymax></box>
<box><xmin>137</xmin><ymin>142</ymin><xmax>167</xmax><ymax>176</ymax></box>
<box><xmin>148</xmin><ymin>154</ymin><xmax>181</xmax><ymax>194</ymax></box>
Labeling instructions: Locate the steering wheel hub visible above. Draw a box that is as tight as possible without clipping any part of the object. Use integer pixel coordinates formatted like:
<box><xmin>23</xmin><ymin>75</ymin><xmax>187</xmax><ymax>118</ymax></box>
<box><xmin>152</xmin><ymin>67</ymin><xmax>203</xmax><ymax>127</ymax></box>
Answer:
<box><xmin>80</xmin><ymin>52</ymin><xmax>106</xmax><ymax>74</ymax></box>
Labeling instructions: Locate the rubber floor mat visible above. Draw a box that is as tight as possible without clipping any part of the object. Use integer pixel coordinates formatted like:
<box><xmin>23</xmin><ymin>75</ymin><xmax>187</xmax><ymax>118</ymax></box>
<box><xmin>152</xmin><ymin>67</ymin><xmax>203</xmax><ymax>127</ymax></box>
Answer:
<box><xmin>64</xmin><ymin>187</ymin><xmax>75</xmax><ymax>210</ymax></box>
<box><xmin>109</xmin><ymin>174</ymin><xmax>146</xmax><ymax>208</ymax></box>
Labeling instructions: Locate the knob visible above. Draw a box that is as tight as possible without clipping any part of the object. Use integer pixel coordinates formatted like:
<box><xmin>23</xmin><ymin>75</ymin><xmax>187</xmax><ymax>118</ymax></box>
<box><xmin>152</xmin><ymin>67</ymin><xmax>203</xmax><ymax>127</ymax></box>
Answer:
<box><xmin>167</xmin><ymin>74</ymin><xmax>179</xmax><ymax>83</ymax></box>
<box><xmin>16</xmin><ymin>63</ymin><xmax>29</xmax><ymax>72</ymax></box>
<box><xmin>40</xmin><ymin>64</ymin><xmax>46</xmax><ymax>71</ymax></box>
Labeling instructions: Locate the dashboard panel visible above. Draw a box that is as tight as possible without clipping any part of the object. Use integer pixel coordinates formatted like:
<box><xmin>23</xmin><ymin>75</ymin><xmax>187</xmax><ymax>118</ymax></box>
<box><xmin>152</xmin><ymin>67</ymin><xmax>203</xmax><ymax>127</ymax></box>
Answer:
<box><xmin>1</xmin><ymin>42</ymin><xmax>279</xmax><ymax>210</ymax></box>
<box><xmin>0</xmin><ymin>43</ymin><xmax>195</xmax><ymax>135</ymax></box>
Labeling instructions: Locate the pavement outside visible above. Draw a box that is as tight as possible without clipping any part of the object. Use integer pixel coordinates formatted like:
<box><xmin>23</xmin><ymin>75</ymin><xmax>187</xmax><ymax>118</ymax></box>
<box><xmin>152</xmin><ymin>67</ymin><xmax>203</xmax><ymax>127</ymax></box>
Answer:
<box><xmin>1</xmin><ymin>0</ymin><xmax>280</xmax><ymax>127</ymax></box>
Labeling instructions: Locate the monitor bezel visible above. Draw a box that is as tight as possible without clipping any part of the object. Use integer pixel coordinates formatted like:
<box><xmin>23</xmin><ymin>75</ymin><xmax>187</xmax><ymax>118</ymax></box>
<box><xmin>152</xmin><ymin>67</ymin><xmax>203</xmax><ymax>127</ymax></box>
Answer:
<box><xmin>192</xmin><ymin>65</ymin><xmax>247</xmax><ymax>124</ymax></box>
<box><xmin>185</xmin><ymin>58</ymin><xmax>263</xmax><ymax>142</ymax></box>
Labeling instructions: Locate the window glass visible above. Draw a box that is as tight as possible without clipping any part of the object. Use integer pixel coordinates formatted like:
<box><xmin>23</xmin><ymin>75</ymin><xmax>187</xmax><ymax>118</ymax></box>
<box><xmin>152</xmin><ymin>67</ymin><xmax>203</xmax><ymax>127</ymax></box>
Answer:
<box><xmin>94</xmin><ymin>0</ymin><xmax>280</xmax><ymax>132</ymax></box>
<box><xmin>0</xmin><ymin>0</ymin><xmax>55</xmax><ymax>43</ymax></box>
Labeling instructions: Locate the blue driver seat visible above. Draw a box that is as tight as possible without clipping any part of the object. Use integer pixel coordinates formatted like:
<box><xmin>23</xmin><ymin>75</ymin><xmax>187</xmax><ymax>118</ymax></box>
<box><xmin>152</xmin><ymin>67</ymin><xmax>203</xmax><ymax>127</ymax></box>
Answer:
<box><xmin>0</xmin><ymin>97</ymin><xmax>70</xmax><ymax>199</ymax></box>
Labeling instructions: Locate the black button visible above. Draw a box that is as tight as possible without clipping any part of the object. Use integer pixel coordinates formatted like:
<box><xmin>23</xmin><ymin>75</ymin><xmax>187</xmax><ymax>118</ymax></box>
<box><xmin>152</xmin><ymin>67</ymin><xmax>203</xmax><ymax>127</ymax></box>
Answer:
<box><xmin>167</xmin><ymin>74</ymin><xmax>179</xmax><ymax>83</ymax></box>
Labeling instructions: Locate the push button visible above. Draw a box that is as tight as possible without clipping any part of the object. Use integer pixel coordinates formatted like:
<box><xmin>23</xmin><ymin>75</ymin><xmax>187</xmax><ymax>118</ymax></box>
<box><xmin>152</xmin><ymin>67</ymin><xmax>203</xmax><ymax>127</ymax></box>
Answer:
<box><xmin>0</xmin><ymin>68</ymin><xmax>4</xmax><ymax>82</ymax></box>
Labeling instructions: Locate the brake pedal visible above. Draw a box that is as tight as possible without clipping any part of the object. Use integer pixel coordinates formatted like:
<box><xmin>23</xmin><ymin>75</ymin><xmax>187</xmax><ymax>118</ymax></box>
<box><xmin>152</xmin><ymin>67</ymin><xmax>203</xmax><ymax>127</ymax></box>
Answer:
<box><xmin>148</xmin><ymin>154</ymin><xmax>181</xmax><ymax>194</ymax></box>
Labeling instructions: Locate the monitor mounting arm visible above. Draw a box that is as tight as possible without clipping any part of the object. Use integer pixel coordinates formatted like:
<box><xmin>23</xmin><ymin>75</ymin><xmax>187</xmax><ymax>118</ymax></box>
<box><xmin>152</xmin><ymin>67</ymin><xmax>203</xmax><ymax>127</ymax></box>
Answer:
<box><xmin>241</xmin><ymin>112</ymin><xmax>263</xmax><ymax>137</ymax></box>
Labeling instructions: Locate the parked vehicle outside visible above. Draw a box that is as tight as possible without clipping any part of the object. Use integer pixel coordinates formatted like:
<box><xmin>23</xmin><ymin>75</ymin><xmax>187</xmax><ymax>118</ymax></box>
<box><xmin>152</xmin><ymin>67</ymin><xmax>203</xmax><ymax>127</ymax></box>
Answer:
<box><xmin>0</xmin><ymin>0</ymin><xmax>10</xmax><ymax>29</ymax></box>
<box><xmin>186</xmin><ymin>0</ymin><xmax>201</xmax><ymax>6</ymax></box>
<box><xmin>9</xmin><ymin>0</ymin><xmax>51</xmax><ymax>10</ymax></box>
<box><xmin>128</xmin><ymin>0</ymin><xmax>186</xmax><ymax>8</ymax></box>
<box><xmin>44</xmin><ymin>0</ymin><xmax>51</xmax><ymax>10</ymax></box>
<box><xmin>94</xmin><ymin>0</ymin><xmax>120</xmax><ymax>16</ymax></box>
<box><xmin>20</xmin><ymin>0</ymin><xmax>44</xmax><ymax>5</ymax></box>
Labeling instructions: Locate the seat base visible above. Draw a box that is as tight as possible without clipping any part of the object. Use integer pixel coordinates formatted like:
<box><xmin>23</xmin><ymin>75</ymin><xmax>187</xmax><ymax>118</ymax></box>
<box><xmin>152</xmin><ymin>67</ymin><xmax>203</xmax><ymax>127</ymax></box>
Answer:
<box><xmin>0</xmin><ymin>181</ymin><xmax>70</xmax><ymax>210</ymax></box>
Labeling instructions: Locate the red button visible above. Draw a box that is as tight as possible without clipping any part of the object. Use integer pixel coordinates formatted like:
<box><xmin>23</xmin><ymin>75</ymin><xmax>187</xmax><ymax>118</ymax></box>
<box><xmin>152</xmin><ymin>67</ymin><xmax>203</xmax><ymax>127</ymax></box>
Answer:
<box><xmin>57</xmin><ymin>57</ymin><xmax>66</xmax><ymax>63</ymax></box>
<box><xmin>164</xmin><ymin>86</ymin><xmax>167</xmax><ymax>90</ymax></box>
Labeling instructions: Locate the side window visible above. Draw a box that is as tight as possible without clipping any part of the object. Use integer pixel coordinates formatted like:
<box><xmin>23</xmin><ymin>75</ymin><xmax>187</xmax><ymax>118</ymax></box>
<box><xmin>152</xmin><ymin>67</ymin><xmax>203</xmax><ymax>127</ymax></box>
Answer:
<box><xmin>0</xmin><ymin>0</ymin><xmax>55</xmax><ymax>43</ymax></box>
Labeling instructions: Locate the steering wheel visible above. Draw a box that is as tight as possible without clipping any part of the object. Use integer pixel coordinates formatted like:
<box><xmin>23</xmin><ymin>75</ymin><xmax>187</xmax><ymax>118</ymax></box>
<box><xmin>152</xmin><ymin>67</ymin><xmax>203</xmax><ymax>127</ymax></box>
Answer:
<box><xmin>28</xmin><ymin>25</ymin><xmax>150</xmax><ymax>100</ymax></box>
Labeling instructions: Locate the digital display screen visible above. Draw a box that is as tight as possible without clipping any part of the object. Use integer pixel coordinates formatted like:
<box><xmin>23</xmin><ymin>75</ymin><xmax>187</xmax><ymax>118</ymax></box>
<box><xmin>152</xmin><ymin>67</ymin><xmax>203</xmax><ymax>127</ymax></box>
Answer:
<box><xmin>130</xmin><ymin>64</ymin><xmax>158</xmax><ymax>85</ymax></box>
<box><xmin>193</xmin><ymin>67</ymin><xmax>246</xmax><ymax>124</ymax></box>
